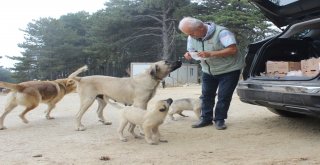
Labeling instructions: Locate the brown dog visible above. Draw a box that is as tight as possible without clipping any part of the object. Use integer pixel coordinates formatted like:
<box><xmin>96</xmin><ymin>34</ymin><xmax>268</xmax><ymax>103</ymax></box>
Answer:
<box><xmin>69</xmin><ymin>60</ymin><xmax>181</xmax><ymax>131</ymax></box>
<box><xmin>0</xmin><ymin>79</ymin><xmax>76</xmax><ymax>129</ymax></box>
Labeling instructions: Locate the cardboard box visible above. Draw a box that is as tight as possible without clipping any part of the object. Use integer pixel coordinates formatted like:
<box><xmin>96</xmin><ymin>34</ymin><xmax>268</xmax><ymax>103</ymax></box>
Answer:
<box><xmin>303</xmin><ymin>71</ymin><xmax>319</xmax><ymax>77</ymax></box>
<box><xmin>301</xmin><ymin>57</ymin><xmax>320</xmax><ymax>72</ymax></box>
<box><xmin>301</xmin><ymin>59</ymin><xmax>308</xmax><ymax>72</ymax></box>
<box><xmin>266</xmin><ymin>61</ymin><xmax>301</xmax><ymax>74</ymax></box>
<box><xmin>301</xmin><ymin>58</ymin><xmax>320</xmax><ymax>77</ymax></box>
<box><xmin>266</xmin><ymin>61</ymin><xmax>278</xmax><ymax>74</ymax></box>
<box><xmin>266</xmin><ymin>72</ymin><xmax>286</xmax><ymax>77</ymax></box>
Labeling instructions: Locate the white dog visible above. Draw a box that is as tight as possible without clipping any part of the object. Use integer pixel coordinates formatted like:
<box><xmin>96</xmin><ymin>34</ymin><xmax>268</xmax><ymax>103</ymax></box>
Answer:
<box><xmin>118</xmin><ymin>98</ymin><xmax>173</xmax><ymax>145</ymax></box>
<box><xmin>168</xmin><ymin>98</ymin><xmax>201</xmax><ymax>120</ymax></box>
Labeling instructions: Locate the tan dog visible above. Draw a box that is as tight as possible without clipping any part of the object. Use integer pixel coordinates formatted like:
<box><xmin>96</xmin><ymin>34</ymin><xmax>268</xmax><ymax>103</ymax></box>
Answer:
<box><xmin>0</xmin><ymin>79</ymin><xmax>76</xmax><ymax>129</ymax></box>
<box><xmin>68</xmin><ymin>60</ymin><xmax>181</xmax><ymax>131</ymax></box>
<box><xmin>118</xmin><ymin>98</ymin><xmax>173</xmax><ymax>145</ymax></box>
<box><xmin>168</xmin><ymin>98</ymin><xmax>201</xmax><ymax>120</ymax></box>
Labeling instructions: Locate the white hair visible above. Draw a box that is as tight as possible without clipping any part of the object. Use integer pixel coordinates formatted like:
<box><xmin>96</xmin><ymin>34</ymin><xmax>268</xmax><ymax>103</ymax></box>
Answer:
<box><xmin>178</xmin><ymin>17</ymin><xmax>203</xmax><ymax>31</ymax></box>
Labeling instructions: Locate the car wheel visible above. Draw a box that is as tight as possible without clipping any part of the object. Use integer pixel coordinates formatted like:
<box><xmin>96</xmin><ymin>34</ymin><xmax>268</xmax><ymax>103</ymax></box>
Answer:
<box><xmin>267</xmin><ymin>108</ymin><xmax>306</xmax><ymax>118</ymax></box>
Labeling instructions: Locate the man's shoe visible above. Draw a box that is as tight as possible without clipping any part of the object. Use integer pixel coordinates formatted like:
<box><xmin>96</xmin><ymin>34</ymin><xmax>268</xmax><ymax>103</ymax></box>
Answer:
<box><xmin>191</xmin><ymin>120</ymin><xmax>213</xmax><ymax>128</ymax></box>
<box><xmin>215</xmin><ymin>120</ymin><xmax>227</xmax><ymax>130</ymax></box>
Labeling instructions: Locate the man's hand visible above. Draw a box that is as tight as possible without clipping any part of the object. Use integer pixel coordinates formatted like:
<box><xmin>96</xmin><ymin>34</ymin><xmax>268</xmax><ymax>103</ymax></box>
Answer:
<box><xmin>184</xmin><ymin>52</ymin><xmax>192</xmax><ymax>60</ymax></box>
<box><xmin>198</xmin><ymin>51</ymin><xmax>211</xmax><ymax>58</ymax></box>
<box><xmin>198</xmin><ymin>44</ymin><xmax>238</xmax><ymax>58</ymax></box>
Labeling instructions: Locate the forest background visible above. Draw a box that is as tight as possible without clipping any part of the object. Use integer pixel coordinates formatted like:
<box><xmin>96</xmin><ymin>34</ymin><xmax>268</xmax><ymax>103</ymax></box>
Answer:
<box><xmin>0</xmin><ymin>0</ymin><xmax>279</xmax><ymax>82</ymax></box>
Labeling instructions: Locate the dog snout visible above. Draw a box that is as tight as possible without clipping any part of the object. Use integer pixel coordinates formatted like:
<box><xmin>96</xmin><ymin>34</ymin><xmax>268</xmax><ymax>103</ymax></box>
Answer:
<box><xmin>176</xmin><ymin>60</ymin><xmax>182</xmax><ymax>67</ymax></box>
<box><xmin>166</xmin><ymin>98</ymin><xmax>173</xmax><ymax>105</ymax></box>
<box><xmin>169</xmin><ymin>61</ymin><xmax>182</xmax><ymax>71</ymax></box>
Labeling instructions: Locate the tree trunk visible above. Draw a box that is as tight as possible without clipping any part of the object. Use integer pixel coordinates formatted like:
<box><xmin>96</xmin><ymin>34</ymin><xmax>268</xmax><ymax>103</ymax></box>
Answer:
<box><xmin>162</xmin><ymin>12</ymin><xmax>170</xmax><ymax>60</ymax></box>
<box><xmin>161</xmin><ymin>3</ymin><xmax>175</xmax><ymax>60</ymax></box>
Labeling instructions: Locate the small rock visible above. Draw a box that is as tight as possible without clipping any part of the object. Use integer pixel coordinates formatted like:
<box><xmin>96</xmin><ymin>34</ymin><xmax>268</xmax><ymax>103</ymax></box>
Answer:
<box><xmin>100</xmin><ymin>155</ymin><xmax>110</xmax><ymax>161</ymax></box>
<box><xmin>32</xmin><ymin>154</ymin><xmax>42</xmax><ymax>158</ymax></box>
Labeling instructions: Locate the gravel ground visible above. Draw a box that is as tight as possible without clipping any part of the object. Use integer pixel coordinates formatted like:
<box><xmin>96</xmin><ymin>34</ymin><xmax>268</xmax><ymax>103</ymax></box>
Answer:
<box><xmin>1</xmin><ymin>85</ymin><xmax>320</xmax><ymax>165</ymax></box>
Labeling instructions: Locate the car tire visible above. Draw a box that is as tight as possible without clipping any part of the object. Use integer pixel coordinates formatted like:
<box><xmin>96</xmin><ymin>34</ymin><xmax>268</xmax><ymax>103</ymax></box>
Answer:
<box><xmin>267</xmin><ymin>108</ymin><xmax>306</xmax><ymax>118</ymax></box>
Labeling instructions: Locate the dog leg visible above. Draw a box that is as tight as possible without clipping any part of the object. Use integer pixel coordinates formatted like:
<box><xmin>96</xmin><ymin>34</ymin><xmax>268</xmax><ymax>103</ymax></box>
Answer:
<box><xmin>152</xmin><ymin>127</ymin><xmax>160</xmax><ymax>143</ymax></box>
<box><xmin>194</xmin><ymin>108</ymin><xmax>201</xmax><ymax>119</ymax></box>
<box><xmin>128</xmin><ymin>121</ymin><xmax>144</xmax><ymax>136</ymax></box>
<box><xmin>19</xmin><ymin>105</ymin><xmax>37</xmax><ymax>124</ymax></box>
<box><xmin>117</xmin><ymin>119</ymin><xmax>128</xmax><ymax>142</ymax></box>
<box><xmin>128</xmin><ymin>124</ymin><xmax>142</xmax><ymax>139</ymax></box>
<box><xmin>96</xmin><ymin>97</ymin><xmax>112</xmax><ymax>125</ymax></box>
<box><xmin>178</xmin><ymin>112</ymin><xmax>188</xmax><ymax>117</ymax></box>
<box><xmin>128</xmin><ymin>124</ymin><xmax>143</xmax><ymax>136</ymax></box>
<box><xmin>45</xmin><ymin>104</ymin><xmax>56</xmax><ymax>120</ymax></box>
<box><xmin>168</xmin><ymin>113</ymin><xmax>176</xmax><ymax>121</ymax></box>
<box><xmin>0</xmin><ymin>102</ymin><xmax>18</xmax><ymax>130</ymax></box>
<box><xmin>75</xmin><ymin>97</ymin><xmax>95</xmax><ymax>131</ymax></box>
<box><xmin>137</xmin><ymin>125</ymin><xmax>145</xmax><ymax>136</ymax></box>
<box><xmin>153</xmin><ymin>126</ymin><xmax>167</xmax><ymax>143</ymax></box>
<box><xmin>143</xmin><ymin>125</ymin><xmax>157</xmax><ymax>145</ymax></box>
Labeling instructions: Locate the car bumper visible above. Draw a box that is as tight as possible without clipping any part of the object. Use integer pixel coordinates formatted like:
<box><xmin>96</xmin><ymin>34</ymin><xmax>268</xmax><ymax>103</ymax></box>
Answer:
<box><xmin>237</xmin><ymin>81</ymin><xmax>320</xmax><ymax>116</ymax></box>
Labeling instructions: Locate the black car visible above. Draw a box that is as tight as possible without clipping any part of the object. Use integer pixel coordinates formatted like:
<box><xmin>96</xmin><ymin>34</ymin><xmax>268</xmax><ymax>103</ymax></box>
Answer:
<box><xmin>237</xmin><ymin>0</ymin><xmax>320</xmax><ymax>117</ymax></box>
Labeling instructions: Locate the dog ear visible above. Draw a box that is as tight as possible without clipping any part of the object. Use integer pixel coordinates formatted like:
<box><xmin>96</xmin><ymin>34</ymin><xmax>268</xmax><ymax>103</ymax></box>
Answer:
<box><xmin>150</xmin><ymin>64</ymin><xmax>159</xmax><ymax>76</ymax></box>
<box><xmin>159</xmin><ymin>106</ymin><xmax>167</xmax><ymax>112</ymax></box>
<box><xmin>66</xmin><ymin>79</ymin><xmax>75</xmax><ymax>86</ymax></box>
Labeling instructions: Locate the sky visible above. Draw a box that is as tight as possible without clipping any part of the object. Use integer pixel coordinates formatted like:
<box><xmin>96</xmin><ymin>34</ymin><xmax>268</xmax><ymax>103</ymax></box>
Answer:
<box><xmin>0</xmin><ymin>0</ymin><xmax>106</xmax><ymax>68</ymax></box>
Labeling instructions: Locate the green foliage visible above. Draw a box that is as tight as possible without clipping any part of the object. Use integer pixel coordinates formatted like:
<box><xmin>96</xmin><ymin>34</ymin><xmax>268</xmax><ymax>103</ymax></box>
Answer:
<box><xmin>195</xmin><ymin>0</ymin><xmax>280</xmax><ymax>55</ymax></box>
<box><xmin>11</xmin><ymin>0</ymin><xmax>278</xmax><ymax>80</ymax></box>
<box><xmin>0</xmin><ymin>67</ymin><xmax>15</xmax><ymax>82</ymax></box>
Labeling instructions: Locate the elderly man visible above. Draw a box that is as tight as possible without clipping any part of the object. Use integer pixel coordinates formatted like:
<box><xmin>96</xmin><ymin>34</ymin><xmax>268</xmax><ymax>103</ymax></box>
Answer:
<box><xmin>178</xmin><ymin>17</ymin><xmax>244</xmax><ymax>130</ymax></box>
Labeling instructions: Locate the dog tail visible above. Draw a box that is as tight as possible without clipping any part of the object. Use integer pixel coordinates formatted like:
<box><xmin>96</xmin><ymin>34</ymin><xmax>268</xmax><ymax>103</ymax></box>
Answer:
<box><xmin>0</xmin><ymin>81</ymin><xmax>24</xmax><ymax>91</ymax></box>
<box><xmin>68</xmin><ymin>65</ymin><xmax>88</xmax><ymax>82</ymax></box>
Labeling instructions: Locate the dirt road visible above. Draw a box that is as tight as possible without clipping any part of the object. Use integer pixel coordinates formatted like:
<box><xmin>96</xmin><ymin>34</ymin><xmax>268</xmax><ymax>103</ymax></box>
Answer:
<box><xmin>1</xmin><ymin>85</ymin><xmax>320</xmax><ymax>165</ymax></box>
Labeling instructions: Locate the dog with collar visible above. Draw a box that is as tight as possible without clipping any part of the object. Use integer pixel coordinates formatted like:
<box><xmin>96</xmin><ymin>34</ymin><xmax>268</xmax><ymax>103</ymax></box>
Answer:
<box><xmin>68</xmin><ymin>60</ymin><xmax>181</xmax><ymax>131</ymax></box>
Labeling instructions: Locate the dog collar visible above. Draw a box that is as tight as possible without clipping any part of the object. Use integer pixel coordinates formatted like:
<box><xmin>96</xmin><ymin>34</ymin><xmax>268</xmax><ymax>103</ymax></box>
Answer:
<box><xmin>151</xmin><ymin>75</ymin><xmax>162</xmax><ymax>81</ymax></box>
<box><xmin>56</xmin><ymin>82</ymin><xmax>67</xmax><ymax>94</ymax></box>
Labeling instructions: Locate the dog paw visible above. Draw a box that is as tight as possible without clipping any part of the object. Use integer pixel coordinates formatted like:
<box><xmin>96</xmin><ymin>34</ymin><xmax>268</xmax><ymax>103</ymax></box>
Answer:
<box><xmin>148</xmin><ymin>141</ymin><xmax>159</xmax><ymax>145</ymax></box>
<box><xmin>22</xmin><ymin>119</ymin><xmax>29</xmax><ymax>124</ymax></box>
<box><xmin>146</xmin><ymin>139</ymin><xmax>158</xmax><ymax>145</ymax></box>
<box><xmin>120</xmin><ymin>138</ymin><xmax>128</xmax><ymax>142</ymax></box>
<box><xmin>99</xmin><ymin>120</ymin><xmax>112</xmax><ymax>125</ymax></box>
<box><xmin>103</xmin><ymin>121</ymin><xmax>112</xmax><ymax>125</ymax></box>
<box><xmin>134</xmin><ymin>135</ymin><xmax>143</xmax><ymax>139</ymax></box>
<box><xmin>76</xmin><ymin>125</ymin><xmax>86</xmax><ymax>131</ymax></box>
<box><xmin>46</xmin><ymin>116</ymin><xmax>54</xmax><ymax>120</ymax></box>
<box><xmin>159</xmin><ymin>139</ymin><xmax>168</xmax><ymax>143</ymax></box>
<box><xmin>0</xmin><ymin>126</ymin><xmax>7</xmax><ymax>130</ymax></box>
<box><xmin>19</xmin><ymin>115</ymin><xmax>29</xmax><ymax>124</ymax></box>
<box><xmin>46</xmin><ymin>116</ymin><xmax>55</xmax><ymax>120</ymax></box>
<box><xmin>139</xmin><ymin>132</ymin><xmax>145</xmax><ymax>136</ymax></box>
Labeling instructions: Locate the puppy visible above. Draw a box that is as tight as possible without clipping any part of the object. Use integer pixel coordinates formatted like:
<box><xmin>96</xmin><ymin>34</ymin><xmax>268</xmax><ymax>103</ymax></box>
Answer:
<box><xmin>118</xmin><ymin>98</ymin><xmax>173</xmax><ymax>145</ymax></box>
<box><xmin>68</xmin><ymin>60</ymin><xmax>181</xmax><ymax>131</ymax></box>
<box><xmin>168</xmin><ymin>98</ymin><xmax>201</xmax><ymax>120</ymax></box>
<box><xmin>0</xmin><ymin>78</ymin><xmax>76</xmax><ymax>129</ymax></box>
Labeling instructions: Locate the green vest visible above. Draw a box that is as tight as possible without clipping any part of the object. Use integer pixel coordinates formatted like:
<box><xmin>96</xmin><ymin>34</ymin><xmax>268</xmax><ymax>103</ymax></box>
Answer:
<box><xmin>189</xmin><ymin>25</ymin><xmax>244</xmax><ymax>75</ymax></box>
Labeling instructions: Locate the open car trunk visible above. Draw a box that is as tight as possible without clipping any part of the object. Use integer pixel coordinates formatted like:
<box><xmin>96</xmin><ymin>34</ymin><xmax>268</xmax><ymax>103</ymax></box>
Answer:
<box><xmin>251</xmin><ymin>18</ymin><xmax>320</xmax><ymax>80</ymax></box>
<box><xmin>250</xmin><ymin>0</ymin><xmax>320</xmax><ymax>28</ymax></box>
